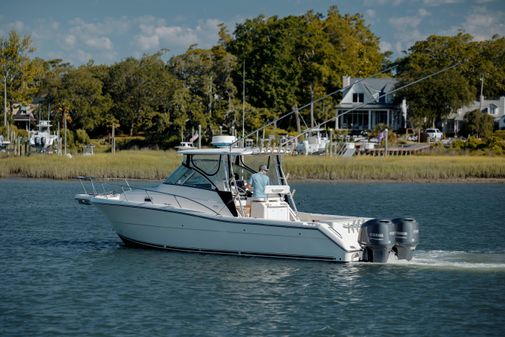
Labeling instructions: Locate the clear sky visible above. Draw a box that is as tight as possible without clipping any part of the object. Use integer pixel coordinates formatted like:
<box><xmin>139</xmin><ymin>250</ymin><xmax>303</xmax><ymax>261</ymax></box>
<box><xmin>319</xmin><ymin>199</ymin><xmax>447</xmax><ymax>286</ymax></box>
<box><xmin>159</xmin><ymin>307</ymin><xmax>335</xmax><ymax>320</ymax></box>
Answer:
<box><xmin>1</xmin><ymin>0</ymin><xmax>504</xmax><ymax>66</ymax></box>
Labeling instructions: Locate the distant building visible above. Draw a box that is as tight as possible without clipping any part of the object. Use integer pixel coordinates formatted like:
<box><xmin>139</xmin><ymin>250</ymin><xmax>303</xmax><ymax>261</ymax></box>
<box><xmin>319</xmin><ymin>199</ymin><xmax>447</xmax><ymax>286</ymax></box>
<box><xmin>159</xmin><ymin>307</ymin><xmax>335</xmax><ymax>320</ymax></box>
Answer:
<box><xmin>335</xmin><ymin>76</ymin><xmax>404</xmax><ymax>131</ymax></box>
<box><xmin>12</xmin><ymin>103</ymin><xmax>37</xmax><ymax>130</ymax></box>
<box><xmin>446</xmin><ymin>96</ymin><xmax>505</xmax><ymax>134</ymax></box>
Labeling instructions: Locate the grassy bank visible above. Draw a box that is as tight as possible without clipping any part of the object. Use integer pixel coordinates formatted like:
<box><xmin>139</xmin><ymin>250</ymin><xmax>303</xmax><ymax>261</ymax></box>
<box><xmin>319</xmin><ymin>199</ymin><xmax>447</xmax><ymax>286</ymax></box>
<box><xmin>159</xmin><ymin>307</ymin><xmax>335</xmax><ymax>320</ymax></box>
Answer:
<box><xmin>0</xmin><ymin>151</ymin><xmax>181</xmax><ymax>180</ymax></box>
<box><xmin>283</xmin><ymin>155</ymin><xmax>505</xmax><ymax>181</ymax></box>
<box><xmin>1</xmin><ymin>151</ymin><xmax>505</xmax><ymax>181</ymax></box>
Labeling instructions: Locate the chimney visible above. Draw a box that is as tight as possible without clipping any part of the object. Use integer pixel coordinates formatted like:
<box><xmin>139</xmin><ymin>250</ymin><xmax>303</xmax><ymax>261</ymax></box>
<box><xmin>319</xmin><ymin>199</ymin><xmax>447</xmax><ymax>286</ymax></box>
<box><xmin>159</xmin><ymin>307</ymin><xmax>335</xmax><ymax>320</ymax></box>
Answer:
<box><xmin>342</xmin><ymin>75</ymin><xmax>351</xmax><ymax>89</ymax></box>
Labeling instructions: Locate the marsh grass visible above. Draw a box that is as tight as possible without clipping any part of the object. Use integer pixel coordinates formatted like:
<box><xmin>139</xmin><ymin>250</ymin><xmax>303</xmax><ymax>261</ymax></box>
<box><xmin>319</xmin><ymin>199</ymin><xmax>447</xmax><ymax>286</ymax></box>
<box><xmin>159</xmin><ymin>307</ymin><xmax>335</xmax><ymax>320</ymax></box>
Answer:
<box><xmin>1</xmin><ymin>150</ymin><xmax>505</xmax><ymax>181</ymax></box>
<box><xmin>283</xmin><ymin>155</ymin><xmax>505</xmax><ymax>181</ymax></box>
<box><xmin>0</xmin><ymin>150</ymin><xmax>181</xmax><ymax>180</ymax></box>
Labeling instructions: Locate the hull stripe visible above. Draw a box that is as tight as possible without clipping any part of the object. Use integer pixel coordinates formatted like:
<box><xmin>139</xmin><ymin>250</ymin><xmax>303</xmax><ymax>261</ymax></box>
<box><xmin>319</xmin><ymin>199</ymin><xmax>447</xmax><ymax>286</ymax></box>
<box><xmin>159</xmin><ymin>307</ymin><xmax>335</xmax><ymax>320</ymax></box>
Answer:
<box><xmin>118</xmin><ymin>234</ymin><xmax>339</xmax><ymax>262</ymax></box>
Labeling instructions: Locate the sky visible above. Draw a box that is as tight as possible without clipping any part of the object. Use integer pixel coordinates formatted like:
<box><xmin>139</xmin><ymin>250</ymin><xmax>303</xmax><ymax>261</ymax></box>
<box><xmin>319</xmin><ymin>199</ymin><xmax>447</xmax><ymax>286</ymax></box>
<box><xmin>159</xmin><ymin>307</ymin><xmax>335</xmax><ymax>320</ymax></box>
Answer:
<box><xmin>1</xmin><ymin>0</ymin><xmax>504</xmax><ymax>66</ymax></box>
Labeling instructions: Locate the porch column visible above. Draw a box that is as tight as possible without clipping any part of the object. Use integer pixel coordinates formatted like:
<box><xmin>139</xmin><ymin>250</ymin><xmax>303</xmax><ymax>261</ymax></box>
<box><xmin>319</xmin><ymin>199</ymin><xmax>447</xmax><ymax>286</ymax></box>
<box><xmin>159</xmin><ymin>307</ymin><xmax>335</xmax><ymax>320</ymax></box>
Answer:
<box><xmin>387</xmin><ymin>110</ymin><xmax>390</xmax><ymax>127</ymax></box>
<box><xmin>368</xmin><ymin>110</ymin><xmax>371</xmax><ymax>130</ymax></box>
<box><xmin>335</xmin><ymin>110</ymin><xmax>339</xmax><ymax>129</ymax></box>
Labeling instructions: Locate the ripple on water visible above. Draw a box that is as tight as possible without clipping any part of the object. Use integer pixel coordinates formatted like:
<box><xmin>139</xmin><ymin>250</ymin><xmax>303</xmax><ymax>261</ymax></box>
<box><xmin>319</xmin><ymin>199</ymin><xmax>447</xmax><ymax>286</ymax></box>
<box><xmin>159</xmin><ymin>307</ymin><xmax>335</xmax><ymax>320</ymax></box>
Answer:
<box><xmin>1</xmin><ymin>179</ymin><xmax>505</xmax><ymax>337</ymax></box>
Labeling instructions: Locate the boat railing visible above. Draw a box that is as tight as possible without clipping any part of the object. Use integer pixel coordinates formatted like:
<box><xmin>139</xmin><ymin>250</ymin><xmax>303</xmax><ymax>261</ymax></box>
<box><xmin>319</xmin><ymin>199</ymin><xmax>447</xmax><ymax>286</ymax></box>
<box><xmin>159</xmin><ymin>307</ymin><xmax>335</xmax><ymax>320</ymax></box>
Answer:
<box><xmin>76</xmin><ymin>176</ymin><xmax>132</xmax><ymax>196</ymax></box>
<box><xmin>76</xmin><ymin>176</ymin><xmax>221</xmax><ymax>216</ymax></box>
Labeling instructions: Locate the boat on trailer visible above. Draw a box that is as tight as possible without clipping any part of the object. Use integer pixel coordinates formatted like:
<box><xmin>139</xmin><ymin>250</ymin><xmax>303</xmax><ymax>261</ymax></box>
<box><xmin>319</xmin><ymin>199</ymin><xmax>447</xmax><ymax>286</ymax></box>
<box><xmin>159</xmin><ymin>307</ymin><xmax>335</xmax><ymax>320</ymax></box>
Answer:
<box><xmin>76</xmin><ymin>147</ymin><xmax>419</xmax><ymax>263</ymax></box>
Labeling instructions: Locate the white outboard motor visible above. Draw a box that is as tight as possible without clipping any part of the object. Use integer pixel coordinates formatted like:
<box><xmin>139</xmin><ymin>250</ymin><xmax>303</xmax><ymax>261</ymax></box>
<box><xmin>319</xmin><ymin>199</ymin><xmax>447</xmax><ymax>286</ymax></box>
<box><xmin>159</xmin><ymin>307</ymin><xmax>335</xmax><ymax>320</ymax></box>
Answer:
<box><xmin>392</xmin><ymin>218</ymin><xmax>419</xmax><ymax>261</ymax></box>
<box><xmin>358</xmin><ymin>219</ymin><xmax>395</xmax><ymax>263</ymax></box>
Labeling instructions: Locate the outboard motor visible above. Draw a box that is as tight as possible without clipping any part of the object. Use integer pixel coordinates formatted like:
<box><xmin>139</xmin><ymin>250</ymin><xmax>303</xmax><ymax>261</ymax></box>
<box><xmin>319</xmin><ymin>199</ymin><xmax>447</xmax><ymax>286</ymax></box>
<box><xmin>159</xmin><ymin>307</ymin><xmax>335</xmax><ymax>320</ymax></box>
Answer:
<box><xmin>392</xmin><ymin>218</ymin><xmax>419</xmax><ymax>261</ymax></box>
<box><xmin>359</xmin><ymin>219</ymin><xmax>395</xmax><ymax>263</ymax></box>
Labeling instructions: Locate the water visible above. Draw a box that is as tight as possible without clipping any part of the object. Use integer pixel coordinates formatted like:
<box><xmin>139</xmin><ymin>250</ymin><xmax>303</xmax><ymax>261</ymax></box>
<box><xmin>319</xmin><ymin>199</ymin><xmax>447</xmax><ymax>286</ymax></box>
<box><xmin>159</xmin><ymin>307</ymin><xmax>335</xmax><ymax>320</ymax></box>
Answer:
<box><xmin>1</xmin><ymin>179</ymin><xmax>504</xmax><ymax>336</ymax></box>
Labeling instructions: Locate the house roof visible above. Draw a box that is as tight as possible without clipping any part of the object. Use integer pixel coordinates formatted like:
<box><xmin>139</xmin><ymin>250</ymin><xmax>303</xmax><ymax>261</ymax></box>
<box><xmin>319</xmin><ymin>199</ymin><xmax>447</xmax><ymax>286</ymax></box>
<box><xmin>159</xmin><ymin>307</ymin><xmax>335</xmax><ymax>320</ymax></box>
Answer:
<box><xmin>349</xmin><ymin>78</ymin><xmax>397</xmax><ymax>94</ymax></box>
<box><xmin>337</xmin><ymin>77</ymin><xmax>399</xmax><ymax>109</ymax></box>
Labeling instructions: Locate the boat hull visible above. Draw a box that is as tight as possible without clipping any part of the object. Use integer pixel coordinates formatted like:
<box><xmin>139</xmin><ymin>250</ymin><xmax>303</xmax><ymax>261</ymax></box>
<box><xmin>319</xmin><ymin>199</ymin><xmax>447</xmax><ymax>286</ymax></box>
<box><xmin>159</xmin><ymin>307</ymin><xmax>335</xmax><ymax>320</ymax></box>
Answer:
<box><xmin>93</xmin><ymin>199</ymin><xmax>362</xmax><ymax>262</ymax></box>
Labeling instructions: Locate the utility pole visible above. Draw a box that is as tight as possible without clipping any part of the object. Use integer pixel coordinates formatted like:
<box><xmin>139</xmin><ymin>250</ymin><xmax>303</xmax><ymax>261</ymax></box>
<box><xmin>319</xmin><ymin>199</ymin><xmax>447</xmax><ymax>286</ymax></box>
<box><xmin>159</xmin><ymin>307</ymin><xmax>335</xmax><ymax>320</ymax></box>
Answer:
<box><xmin>242</xmin><ymin>60</ymin><xmax>245</xmax><ymax>143</ymax></box>
<box><xmin>310</xmin><ymin>84</ymin><xmax>314</xmax><ymax>128</ymax></box>
<box><xmin>112</xmin><ymin>123</ymin><xmax>116</xmax><ymax>154</ymax></box>
<box><xmin>3</xmin><ymin>71</ymin><xmax>6</xmax><ymax>128</ymax></box>
<box><xmin>479</xmin><ymin>75</ymin><xmax>484</xmax><ymax>111</ymax></box>
<box><xmin>64</xmin><ymin>116</ymin><xmax>67</xmax><ymax>155</ymax></box>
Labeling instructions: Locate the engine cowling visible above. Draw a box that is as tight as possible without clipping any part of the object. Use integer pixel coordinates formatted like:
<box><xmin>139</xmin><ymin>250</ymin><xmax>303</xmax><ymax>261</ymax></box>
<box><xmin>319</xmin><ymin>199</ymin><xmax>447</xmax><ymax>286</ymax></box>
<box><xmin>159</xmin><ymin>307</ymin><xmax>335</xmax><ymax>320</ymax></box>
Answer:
<box><xmin>359</xmin><ymin>219</ymin><xmax>395</xmax><ymax>262</ymax></box>
<box><xmin>392</xmin><ymin>218</ymin><xmax>419</xmax><ymax>261</ymax></box>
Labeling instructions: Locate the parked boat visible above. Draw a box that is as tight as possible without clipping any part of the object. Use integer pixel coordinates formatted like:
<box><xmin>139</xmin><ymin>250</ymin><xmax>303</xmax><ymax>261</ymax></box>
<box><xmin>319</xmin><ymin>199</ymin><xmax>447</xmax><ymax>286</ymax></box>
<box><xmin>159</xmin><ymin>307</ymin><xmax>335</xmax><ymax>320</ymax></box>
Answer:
<box><xmin>75</xmin><ymin>147</ymin><xmax>419</xmax><ymax>263</ymax></box>
<box><xmin>29</xmin><ymin>120</ymin><xmax>59</xmax><ymax>152</ymax></box>
<box><xmin>294</xmin><ymin>128</ymin><xmax>330</xmax><ymax>155</ymax></box>
<box><xmin>174</xmin><ymin>141</ymin><xmax>194</xmax><ymax>150</ymax></box>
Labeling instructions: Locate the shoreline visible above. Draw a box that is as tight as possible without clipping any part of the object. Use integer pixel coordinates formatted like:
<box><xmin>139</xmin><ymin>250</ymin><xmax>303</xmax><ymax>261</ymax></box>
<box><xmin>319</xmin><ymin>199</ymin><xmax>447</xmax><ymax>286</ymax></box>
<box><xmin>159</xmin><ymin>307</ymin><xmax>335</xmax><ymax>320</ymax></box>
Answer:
<box><xmin>3</xmin><ymin>174</ymin><xmax>505</xmax><ymax>184</ymax></box>
<box><xmin>2</xmin><ymin>151</ymin><xmax>505</xmax><ymax>183</ymax></box>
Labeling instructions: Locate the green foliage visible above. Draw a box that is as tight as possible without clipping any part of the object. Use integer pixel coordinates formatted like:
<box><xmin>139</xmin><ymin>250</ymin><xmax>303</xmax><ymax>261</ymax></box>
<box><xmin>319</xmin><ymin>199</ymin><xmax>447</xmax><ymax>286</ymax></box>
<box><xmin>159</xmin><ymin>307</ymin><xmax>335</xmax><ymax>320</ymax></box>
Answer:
<box><xmin>451</xmin><ymin>138</ymin><xmax>466</xmax><ymax>150</ymax></box>
<box><xmin>0</xmin><ymin>30</ymin><xmax>42</xmax><ymax>112</ymax></box>
<box><xmin>3</xmin><ymin>10</ymin><xmax>505</xmax><ymax>152</ymax></box>
<box><xmin>226</xmin><ymin>6</ymin><xmax>385</xmax><ymax>124</ymax></box>
<box><xmin>75</xmin><ymin>129</ymin><xmax>90</xmax><ymax>146</ymax></box>
<box><xmin>493</xmin><ymin>130</ymin><xmax>505</xmax><ymax>140</ymax></box>
<box><xmin>461</xmin><ymin>109</ymin><xmax>494</xmax><ymax>139</ymax></box>
<box><xmin>396</xmin><ymin>33</ymin><xmax>476</xmax><ymax>128</ymax></box>
<box><xmin>485</xmin><ymin>137</ymin><xmax>505</xmax><ymax>154</ymax></box>
<box><xmin>168</xmin><ymin>45</ymin><xmax>237</xmax><ymax>140</ymax></box>
<box><xmin>106</xmin><ymin>52</ymin><xmax>175</xmax><ymax>137</ymax></box>
<box><xmin>466</xmin><ymin>136</ymin><xmax>485</xmax><ymax>150</ymax></box>
<box><xmin>55</xmin><ymin>65</ymin><xmax>112</xmax><ymax>134</ymax></box>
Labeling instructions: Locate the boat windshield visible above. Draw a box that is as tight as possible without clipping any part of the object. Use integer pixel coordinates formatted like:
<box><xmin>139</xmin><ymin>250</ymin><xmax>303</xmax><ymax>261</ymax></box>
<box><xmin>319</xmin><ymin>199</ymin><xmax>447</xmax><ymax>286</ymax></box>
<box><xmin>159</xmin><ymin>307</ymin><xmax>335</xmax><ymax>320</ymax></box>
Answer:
<box><xmin>164</xmin><ymin>154</ymin><xmax>228</xmax><ymax>191</ymax></box>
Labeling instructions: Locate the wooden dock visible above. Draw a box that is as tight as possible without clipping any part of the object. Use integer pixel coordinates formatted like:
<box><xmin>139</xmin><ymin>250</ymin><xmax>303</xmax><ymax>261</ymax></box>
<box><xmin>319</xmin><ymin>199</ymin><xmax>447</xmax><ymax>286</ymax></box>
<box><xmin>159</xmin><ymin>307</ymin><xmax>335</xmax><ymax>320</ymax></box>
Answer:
<box><xmin>360</xmin><ymin>143</ymin><xmax>431</xmax><ymax>156</ymax></box>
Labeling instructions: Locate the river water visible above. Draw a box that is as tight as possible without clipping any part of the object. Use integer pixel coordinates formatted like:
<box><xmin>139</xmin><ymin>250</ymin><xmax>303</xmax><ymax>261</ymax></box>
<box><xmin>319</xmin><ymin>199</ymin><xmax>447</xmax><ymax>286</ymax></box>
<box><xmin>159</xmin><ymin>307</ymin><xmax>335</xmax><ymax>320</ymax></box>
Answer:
<box><xmin>0</xmin><ymin>178</ymin><xmax>504</xmax><ymax>336</ymax></box>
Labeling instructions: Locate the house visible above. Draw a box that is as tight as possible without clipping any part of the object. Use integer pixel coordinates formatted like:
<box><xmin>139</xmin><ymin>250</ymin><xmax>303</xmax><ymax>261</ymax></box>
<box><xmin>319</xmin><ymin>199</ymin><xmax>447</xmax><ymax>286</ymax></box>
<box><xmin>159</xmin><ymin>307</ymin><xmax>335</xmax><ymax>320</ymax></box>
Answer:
<box><xmin>446</xmin><ymin>96</ymin><xmax>505</xmax><ymax>134</ymax></box>
<box><xmin>12</xmin><ymin>103</ymin><xmax>37</xmax><ymax>130</ymax></box>
<box><xmin>335</xmin><ymin>76</ymin><xmax>404</xmax><ymax>131</ymax></box>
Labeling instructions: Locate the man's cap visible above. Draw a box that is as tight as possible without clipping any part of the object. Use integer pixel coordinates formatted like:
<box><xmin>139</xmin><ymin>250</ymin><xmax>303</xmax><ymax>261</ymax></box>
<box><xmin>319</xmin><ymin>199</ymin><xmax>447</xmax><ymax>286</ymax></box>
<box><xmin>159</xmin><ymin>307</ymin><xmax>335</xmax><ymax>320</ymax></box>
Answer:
<box><xmin>259</xmin><ymin>164</ymin><xmax>269</xmax><ymax>172</ymax></box>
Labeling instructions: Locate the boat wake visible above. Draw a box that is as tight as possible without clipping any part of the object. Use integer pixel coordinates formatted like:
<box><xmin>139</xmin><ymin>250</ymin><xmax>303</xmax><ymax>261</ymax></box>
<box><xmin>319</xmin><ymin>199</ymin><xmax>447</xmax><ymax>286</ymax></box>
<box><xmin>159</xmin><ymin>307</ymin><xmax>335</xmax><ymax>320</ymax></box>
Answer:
<box><xmin>389</xmin><ymin>250</ymin><xmax>505</xmax><ymax>271</ymax></box>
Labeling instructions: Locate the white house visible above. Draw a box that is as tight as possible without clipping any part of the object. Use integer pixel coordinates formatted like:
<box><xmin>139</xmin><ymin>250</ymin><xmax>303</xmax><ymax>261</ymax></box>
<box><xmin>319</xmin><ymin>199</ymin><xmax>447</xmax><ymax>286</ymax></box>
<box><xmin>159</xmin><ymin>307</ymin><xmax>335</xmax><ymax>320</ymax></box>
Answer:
<box><xmin>335</xmin><ymin>76</ymin><xmax>404</xmax><ymax>131</ymax></box>
<box><xmin>446</xmin><ymin>96</ymin><xmax>505</xmax><ymax>134</ymax></box>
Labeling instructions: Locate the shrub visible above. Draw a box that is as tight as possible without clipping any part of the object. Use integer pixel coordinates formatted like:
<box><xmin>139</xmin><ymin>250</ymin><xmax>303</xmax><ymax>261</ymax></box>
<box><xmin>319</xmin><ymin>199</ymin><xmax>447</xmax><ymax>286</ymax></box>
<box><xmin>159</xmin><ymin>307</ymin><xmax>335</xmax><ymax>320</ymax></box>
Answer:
<box><xmin>451</xmin><ymin>138</ymin><xmax>466</xmax><ymax>150</ymax></box>
<box><xmin>494</xmin><ymin>130</ymin><xmax>505</xmax><ymax>140</ymax></box>
<box><xmin>467</xmin><ymin>136</ymin><xmax>485</xmax><ymax>150</ymax></box>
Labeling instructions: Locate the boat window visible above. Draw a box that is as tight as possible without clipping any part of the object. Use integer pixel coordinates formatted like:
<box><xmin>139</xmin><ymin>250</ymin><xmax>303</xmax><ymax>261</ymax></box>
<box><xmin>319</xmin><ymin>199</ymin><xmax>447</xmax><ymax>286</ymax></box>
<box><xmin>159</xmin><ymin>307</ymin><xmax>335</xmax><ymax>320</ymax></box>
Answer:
<box><xmin>230</xmin><ymin>155</ymin><xmax>255</xmax><ymax>182</ymax></box>
<box><xmin>164</xmin><ymin>165</ymin><xmax>215</xmax><ymax>190</ymax></box>
<box><xmin>164</xmin><ymin>154</ymin><xmax>229</xmax><ymax>191</ymax></box>
<box><xmin>191</xmin><ymin>155</ymin><xmax>221</xmax><ymax>176</ymax></box>
<box><xmin>240</xmin><ymin>154</ymin><xmax>281</xmax><ymax>184</ymax></box>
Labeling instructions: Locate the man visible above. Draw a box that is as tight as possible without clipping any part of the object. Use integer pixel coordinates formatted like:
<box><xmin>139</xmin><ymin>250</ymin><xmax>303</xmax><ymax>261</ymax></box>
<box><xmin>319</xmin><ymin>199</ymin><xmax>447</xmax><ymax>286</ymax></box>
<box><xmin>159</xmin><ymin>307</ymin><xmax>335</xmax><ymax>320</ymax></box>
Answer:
<box><xmin>249</xmin><ymin>164</ymin><xmax>270</xmax><ymax>199</ymax></box>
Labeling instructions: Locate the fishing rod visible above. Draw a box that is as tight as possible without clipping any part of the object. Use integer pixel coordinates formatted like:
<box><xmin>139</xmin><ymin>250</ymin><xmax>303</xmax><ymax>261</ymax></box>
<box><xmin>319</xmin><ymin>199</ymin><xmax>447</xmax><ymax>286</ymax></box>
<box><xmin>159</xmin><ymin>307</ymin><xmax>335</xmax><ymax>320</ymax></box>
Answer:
<box><xmin>229</xmin><ymin>64</ymin><xmax>398</xmax><ymax>148</ymax></box>
<box><xmin>278</xmin><ymin>62</ymin><xmax>463</xmax><ymax>148</ymax></box>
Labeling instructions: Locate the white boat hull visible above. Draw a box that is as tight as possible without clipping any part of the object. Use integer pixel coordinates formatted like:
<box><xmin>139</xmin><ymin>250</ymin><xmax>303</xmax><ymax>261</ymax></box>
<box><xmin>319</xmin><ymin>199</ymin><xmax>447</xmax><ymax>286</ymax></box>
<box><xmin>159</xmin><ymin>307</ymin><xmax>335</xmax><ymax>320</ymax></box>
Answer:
<box><xmin>93</xmin><ymin>198</ymin><xmax>363</xmax><ymax>262</ymax></box>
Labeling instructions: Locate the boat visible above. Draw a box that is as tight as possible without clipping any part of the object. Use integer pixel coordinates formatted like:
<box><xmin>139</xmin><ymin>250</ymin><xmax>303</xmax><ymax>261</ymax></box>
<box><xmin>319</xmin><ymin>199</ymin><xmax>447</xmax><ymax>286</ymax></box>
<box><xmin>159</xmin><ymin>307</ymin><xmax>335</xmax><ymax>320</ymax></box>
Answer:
<box><xmin>75</xmin><ymin>146</ymin><xmax>419</xmax><ymax>263</ymax></box>
<box><xmin>0</xmin><ymin>135</ymin><xmax>10</xmax><ymax>150</ymax></box>
<box><xmin>29</xmin><ymin>120</ymin><xmax>59</xmax><ymax>152</ymax></box>
<box><xmin>294</xmin><ymin>128</ymin><xmax>330</xmax><ymax>155</ymax></box>
<box><xmin>174</xmin><ymin>141</ymin><xmax>194</xmax><ymax>150</ymax></box>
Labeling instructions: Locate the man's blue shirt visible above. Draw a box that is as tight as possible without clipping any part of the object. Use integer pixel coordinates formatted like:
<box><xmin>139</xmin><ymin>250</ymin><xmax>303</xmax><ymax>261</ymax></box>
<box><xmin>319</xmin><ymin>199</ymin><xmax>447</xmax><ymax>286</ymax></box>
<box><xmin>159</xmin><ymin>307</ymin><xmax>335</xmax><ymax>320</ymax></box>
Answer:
<box><xmin>249</xmin><ymin>172</ymin><xmax>270</xmax><ymax>198</ymax></box>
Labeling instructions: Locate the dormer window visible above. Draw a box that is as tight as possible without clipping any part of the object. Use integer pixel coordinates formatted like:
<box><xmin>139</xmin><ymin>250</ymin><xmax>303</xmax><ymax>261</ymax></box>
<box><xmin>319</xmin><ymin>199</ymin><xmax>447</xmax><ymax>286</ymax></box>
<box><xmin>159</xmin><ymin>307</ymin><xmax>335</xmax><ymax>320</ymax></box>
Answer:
<box><xmin>352</xmin><ymin>93</ymin><xmax>364</xmax><ymax>103</ymax></box>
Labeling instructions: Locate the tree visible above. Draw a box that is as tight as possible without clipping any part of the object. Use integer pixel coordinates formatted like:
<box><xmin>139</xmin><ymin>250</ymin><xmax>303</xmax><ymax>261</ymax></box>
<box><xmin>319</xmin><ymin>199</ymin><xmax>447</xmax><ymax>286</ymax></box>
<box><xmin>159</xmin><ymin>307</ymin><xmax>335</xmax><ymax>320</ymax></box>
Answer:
<box><xmin>225</xmin><ymin>6</ymin><xmax>385</xmax><ymax>130</ymax></box>
<box><xmin>471</xmin><ymin>37</ymin><xmax>505</xmax><ymax>99</ymax></box>
<box><xmin>105</xmin><ymin>52</ymin><xmax>176</xmax><ymax>136</ymax></box>
<box><xmin>395</xmin><ymin>33</ymin><xmax>476</xmax><ymax>128</ymax></box>
<box><xmin>462</xmin><ymin>110</ymin><xmax>494</xmax><ymax>139</ymax></box>
<box><xmin>56</xmin><ymin>64</ymin><xmax>112</xmax><ymax>134</ymax></box>
<box><xmin>0</xmin><ymin>29</ymin><xmax>41</xmax><ymax>126</ymax></box>
<box><xmin>168</xmin><ymin>45</ymin><xmax>237</xmax><ymax>139</ymax></box>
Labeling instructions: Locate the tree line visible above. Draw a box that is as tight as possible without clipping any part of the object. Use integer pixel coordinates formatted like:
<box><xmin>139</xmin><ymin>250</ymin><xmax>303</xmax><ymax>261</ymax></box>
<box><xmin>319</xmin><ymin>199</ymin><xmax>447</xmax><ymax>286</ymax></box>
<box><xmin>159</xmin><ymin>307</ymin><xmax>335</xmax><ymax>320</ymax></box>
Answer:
<box><xmin>1</xmin><ymin>5</ymin><xmax>505</xmax><ymax>148</ymax></box>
